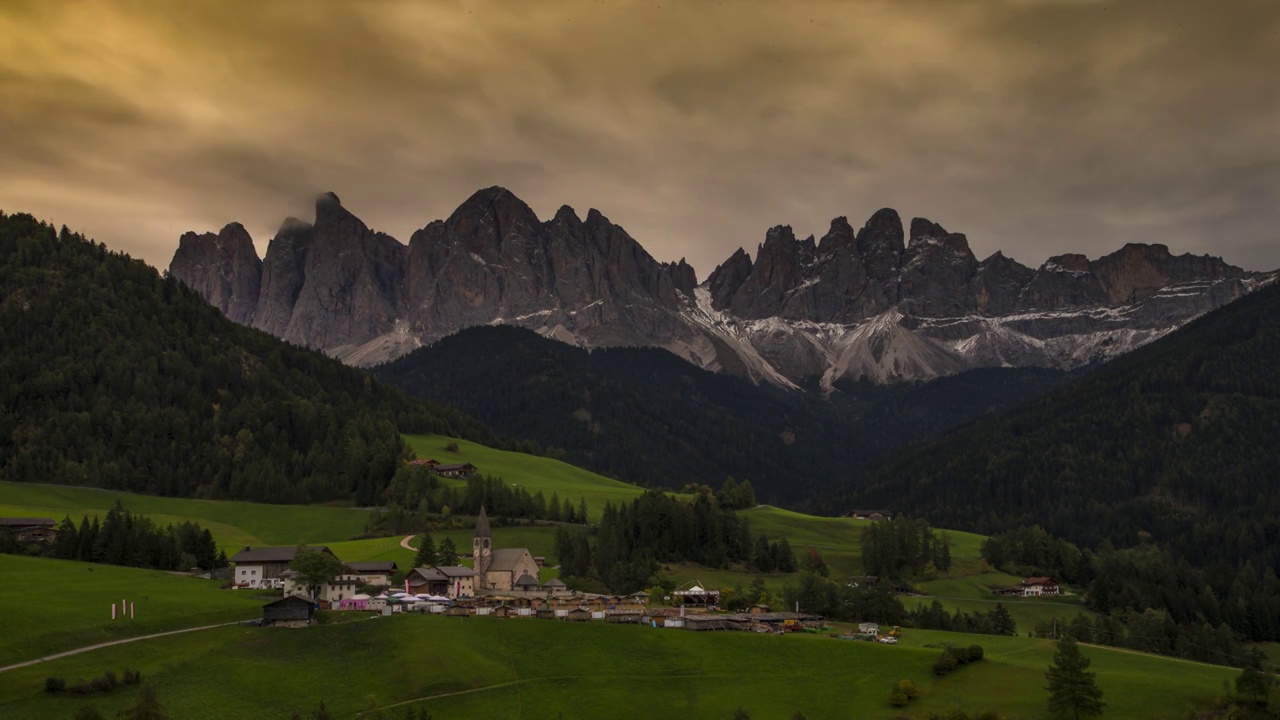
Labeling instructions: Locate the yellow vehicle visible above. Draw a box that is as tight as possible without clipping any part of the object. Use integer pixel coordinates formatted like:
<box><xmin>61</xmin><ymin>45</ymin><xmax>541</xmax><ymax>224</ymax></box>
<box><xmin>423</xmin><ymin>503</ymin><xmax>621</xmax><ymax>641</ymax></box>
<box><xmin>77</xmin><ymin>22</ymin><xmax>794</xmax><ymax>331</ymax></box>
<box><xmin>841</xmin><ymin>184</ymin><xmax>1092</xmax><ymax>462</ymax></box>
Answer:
<box><xmin>782</xmin><ymin>619</ymin><xmax>802</xmax><ymax>631</ymax></box>
<box><xmin>886</xmin><ymin>626</ymin><xmax>903</xmax><ymax>638</ymax></box>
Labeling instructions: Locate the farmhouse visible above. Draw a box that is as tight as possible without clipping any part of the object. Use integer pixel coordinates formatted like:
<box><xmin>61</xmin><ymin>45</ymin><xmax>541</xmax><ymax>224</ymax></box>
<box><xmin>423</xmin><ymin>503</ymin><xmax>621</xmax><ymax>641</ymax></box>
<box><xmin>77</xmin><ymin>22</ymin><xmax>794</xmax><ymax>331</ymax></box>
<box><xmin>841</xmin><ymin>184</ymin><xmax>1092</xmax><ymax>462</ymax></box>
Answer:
<box><xmin>472</xmin><ymin>506</ymin><xmax>540</xmax><ymax>593</ymax></box>
<box><xmin>344</xmin><ymin>561</ymin><xmax>398</xmax><ymax>587</ymax></box>
<box><xmin>847</xmin><ymin>510</ymin><xmax>891</xmax><ymax>521</ymax></box>
<box><xmin>435</xmin><ymin>463</ymin><xmax>478</xmax><ymax>479</ymax></box>
<box><xmin>0</xmin><ymin>517</ymin><xmax>57</xmax><ymax>543</ymax></box>
<box><xmin>407</xmin><ymin>565</ymin><xmax>476</xmax><ymax>598</ymax></box>
<box><xmin>261</xmin><ymin>596</ymin><xmax>314</xmax><ymax>628</ymax></box>
<box><xmin>406</xmin><ymin>458</ymin><xmax>440</xmax><ymax>469</ymax></box>
<box><xmin>1020</xmin><ymin>577</ymin><xmax>1061</xmax><ymax>596</ymax></box>
<box><xmin>230</xmin><ymin>545</ymin><xmax>336</xmax><ymax>589</ymax></box>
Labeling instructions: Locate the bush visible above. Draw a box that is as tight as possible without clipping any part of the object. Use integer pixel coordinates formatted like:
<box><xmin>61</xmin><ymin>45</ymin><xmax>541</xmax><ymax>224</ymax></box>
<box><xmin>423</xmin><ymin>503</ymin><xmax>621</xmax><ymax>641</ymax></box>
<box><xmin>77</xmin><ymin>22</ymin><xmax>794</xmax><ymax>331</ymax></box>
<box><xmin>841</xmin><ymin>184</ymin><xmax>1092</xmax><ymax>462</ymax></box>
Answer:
<box><xmin>45</xmin><ymin>677</ymin><xmax>65</xmax><ymax>693</ymax></box>
<box><xmin>933</xmin><ymin>651</ymin><xmax>959</xmax><ymax>676</ymax></box>
<box><xmin>934</xmin><ymin>644</ymin><xmax>985</xmax><ymax>676</ymax></box>
<box><xmin>968</xmin><ymin>644</ymin><xmax>985</xmax><ymax>661</ymax></box>
<box><xmin>898</xmin><ymin>679</ymin><xmax>920</xmax><ymax>700</ymax></box>
<box><xmin>888</xmin><ymin>688</ymin><xmax>910</xmax><ymax>707</ymax></box>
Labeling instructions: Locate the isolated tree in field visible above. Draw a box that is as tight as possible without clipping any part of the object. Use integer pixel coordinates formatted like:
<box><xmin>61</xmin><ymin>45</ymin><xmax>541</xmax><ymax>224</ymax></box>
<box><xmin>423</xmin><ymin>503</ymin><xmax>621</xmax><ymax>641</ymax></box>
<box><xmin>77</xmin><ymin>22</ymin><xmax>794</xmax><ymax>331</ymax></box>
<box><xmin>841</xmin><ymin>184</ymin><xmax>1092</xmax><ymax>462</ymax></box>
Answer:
<box><xmin>119</xmin><ymin>682</ymin><xmax>169</xmax><ymax>720</ymax></box>
<box><xmin>312</xmin><ymin>701</ymin><xmax>334</xmax><ymax>720</ymax></box>
<box><xmin>1045</xmin><ymin>635</ymin><xmax>1105</xmax><ymax>719</ymax></box>
<box><xmin>437</xmin><ymin>537</ymin><xmax>459</xmax><ymax>566</ymax></box>
<box><xmin>413</xmin><ymin>534</ymin><xmax>437</xmax><ymax>568</ymax></box>
<box><xmin>289</xmin><ymin>546</ymin><xmax>344</xmax><ymax>600</ymax></box>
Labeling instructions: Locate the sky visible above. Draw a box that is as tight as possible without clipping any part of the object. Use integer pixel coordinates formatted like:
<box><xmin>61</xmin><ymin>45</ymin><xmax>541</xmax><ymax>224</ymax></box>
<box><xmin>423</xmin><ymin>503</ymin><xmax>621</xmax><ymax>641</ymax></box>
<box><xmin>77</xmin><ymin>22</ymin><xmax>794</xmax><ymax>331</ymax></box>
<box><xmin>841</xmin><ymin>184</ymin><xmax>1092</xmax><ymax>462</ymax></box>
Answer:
<box><xmin>2</xmin><ymin>0</ymin><xmax>1278</xmax><ymax>278</ymax></box>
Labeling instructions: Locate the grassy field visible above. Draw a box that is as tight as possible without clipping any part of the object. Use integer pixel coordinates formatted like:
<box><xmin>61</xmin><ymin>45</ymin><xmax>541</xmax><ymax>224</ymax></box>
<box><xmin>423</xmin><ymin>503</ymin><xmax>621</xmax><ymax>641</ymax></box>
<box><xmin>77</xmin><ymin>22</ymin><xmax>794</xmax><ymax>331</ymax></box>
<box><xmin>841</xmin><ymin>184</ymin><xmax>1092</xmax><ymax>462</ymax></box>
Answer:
<box><xmin>403</xmin><ymin>434</ymin><xmax>651</xmax><ymax>521</ymax></box>
<box><xmin>0</xmin><ymin>611</ymin><xmax>1236</xmax><ymax>719</ymax></box>
<box><xmin>0</xmin><ymin>555</ymin><xmax>262</xmax><ymax>667</ymax></box>
<box><xmin>0</xmin><ymin>482</ymin><xmax>371</xmax><ymax>552</ymax></box>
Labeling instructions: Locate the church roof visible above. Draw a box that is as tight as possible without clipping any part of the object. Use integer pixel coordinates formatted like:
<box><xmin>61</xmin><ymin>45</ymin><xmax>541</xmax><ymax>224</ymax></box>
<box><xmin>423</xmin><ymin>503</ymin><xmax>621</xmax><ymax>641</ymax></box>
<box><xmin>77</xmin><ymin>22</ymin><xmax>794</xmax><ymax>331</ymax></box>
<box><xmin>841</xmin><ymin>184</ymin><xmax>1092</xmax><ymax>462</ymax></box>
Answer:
<box><xmin>488</xmin><ymin>548</ymin><xmax>532</xmax><ymax>573</ymax></box>
<box><xmin>474</xmin><ymin>506</ymin><xmax>491</xmax><ymax>539</ymax></box>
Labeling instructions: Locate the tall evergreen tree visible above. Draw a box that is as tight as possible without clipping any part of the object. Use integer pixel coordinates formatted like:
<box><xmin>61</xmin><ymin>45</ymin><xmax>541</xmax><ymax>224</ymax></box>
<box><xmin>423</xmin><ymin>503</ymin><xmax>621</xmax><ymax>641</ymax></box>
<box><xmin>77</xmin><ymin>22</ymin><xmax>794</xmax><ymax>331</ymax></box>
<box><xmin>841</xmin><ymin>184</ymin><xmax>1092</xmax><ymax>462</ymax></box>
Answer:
<box><xmin>437</xmin><ymin>537</ymin><xmax>459</xmax><ymax>566</ymax></box>
<box><xmin>413</xmin><ymin>534</ymin><xmax>437</xmax><ymax>568</ymax></box>
<box><xmin>1045</xmin><ymin>636</ymin><xmax>1105</xmax><ymax>720</ymax></box>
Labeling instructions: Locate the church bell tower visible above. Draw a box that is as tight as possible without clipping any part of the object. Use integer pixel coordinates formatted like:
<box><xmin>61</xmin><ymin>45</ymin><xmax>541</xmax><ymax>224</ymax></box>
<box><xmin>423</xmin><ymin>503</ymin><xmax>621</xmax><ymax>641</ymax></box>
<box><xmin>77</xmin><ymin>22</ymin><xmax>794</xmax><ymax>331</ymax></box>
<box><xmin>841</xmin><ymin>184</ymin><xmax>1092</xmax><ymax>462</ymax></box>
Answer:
<box><xmin>473</xmin><ymin>505</ymin><xmax>492</xmax><ymax>585</ymax></box>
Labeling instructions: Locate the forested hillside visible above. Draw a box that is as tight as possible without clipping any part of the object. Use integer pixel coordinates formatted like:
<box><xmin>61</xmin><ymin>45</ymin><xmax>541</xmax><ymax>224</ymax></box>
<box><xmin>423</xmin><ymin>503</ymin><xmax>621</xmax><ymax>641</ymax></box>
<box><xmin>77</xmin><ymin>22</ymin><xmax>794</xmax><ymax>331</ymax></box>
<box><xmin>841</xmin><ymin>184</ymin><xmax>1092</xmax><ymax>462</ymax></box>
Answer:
<box><xmin>858</xmin><ymin>279</ymin><xmax>1280</xmax><ymax>576</ymax></box>
<box><xmin>373</xmin><ymin>325</ymin><xmax>1069</xmax><ymax>506</ymax></box>
<box><xmin>0</xmin><ymin>212</ymin><xmax>490</xmax><ymax>504</ymax></box>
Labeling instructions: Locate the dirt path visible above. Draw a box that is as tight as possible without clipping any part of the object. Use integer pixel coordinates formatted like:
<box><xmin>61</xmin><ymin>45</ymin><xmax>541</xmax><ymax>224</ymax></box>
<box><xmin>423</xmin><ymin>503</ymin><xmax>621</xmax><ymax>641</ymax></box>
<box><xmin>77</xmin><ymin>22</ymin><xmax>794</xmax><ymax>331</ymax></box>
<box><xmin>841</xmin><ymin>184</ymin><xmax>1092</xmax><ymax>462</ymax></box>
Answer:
<box><xmin>1078</xmin><ymin>642</ymin><xmax>1233</xmax><ymax>670</ymax></box>
<box><xmin>400</xmin><ymin>534</ymin><xmax>417</xmax><ymax>551</ymax></box>
<box><xmin>0</xmin><ymin>621</ymin><xmax>247</xmax><ymax>675</ymax></box>
<box><xmin>377</xmin><ymin>673</ymin><xmax>737</xmax><ymax>712</ymax></box>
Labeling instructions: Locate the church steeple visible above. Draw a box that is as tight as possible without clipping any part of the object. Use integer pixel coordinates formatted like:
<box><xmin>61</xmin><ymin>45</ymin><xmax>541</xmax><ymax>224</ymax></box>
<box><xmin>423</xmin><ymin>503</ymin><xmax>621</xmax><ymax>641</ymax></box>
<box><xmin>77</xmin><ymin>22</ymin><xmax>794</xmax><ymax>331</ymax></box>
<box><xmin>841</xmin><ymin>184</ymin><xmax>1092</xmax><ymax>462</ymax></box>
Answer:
<box><xmin>473</xmin><ymin>505</ymin><xmax>492</xmax><ymax>583</ymax></box>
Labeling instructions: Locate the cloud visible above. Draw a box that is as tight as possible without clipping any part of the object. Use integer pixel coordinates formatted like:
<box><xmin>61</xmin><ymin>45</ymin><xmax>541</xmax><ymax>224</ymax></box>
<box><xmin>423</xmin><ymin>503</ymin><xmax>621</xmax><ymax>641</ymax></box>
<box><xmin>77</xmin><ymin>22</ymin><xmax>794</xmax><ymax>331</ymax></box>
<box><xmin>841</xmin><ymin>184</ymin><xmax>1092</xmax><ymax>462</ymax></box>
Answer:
<box><xmin>0</xmin><ymin>0</ymin><xmax>1276</xmax><ymax>277</ymax></box>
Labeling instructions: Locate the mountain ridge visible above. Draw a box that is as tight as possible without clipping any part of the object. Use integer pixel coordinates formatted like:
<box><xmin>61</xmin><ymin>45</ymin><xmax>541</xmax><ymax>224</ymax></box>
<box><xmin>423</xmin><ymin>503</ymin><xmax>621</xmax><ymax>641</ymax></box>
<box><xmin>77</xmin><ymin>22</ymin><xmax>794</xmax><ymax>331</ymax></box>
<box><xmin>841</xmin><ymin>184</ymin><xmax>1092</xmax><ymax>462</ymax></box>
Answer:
<box><xmin>170</xmin><ymin>187</ymin><xmax>1276</xmax><ymax>387</ymax></box>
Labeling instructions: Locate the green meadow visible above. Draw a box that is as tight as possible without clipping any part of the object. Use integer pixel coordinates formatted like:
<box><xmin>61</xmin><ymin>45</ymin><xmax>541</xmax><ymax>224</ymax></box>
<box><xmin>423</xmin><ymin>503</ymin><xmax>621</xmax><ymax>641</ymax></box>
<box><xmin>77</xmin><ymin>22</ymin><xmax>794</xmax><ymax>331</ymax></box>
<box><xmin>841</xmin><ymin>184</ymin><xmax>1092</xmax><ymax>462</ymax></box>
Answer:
<box><xmin>403</xmin><ymin>434</ymin><xmax>652</xmax><ymax>521</ymax></box>
<box><xmin>0</xmin><ymin>482</ymin><xmax>371</xmax><ymax>552</ymax></box>
<box><xmin>0</xmin><ymin>613</ymin><xmax>1236</xmax><ymax>719</ymax></box>
<box><xmin>0</xmin><ymin>555</ymin><xmax>261</xmax><ymax>667</ymax></box>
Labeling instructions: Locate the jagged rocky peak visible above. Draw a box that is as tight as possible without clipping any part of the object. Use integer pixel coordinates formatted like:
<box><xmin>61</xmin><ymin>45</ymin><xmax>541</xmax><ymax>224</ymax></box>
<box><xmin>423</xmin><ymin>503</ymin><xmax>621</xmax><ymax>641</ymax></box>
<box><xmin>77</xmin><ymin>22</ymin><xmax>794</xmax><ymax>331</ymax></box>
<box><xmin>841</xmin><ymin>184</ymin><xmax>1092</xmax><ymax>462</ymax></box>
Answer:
<box><xmin>817</xmin><ymin>216</ymin><xmax>856</xmax><ymax>252</ymax></box>
<box><xmin>169</xmin><ymin>221</ymin><xmax>262</xmax><ymax>325</ymax></box>
<box><xmin>974</xmin><ymin>250</ymin><xmax>1035</xmax><ymax>315</ymax></box>
<box><xmin>706</xmin><ymin>247</ymin><xmax>754</xmax><ymax>310</ymax></box>
<box><xmin>898</xmin><ymin>217</ymin><xmax>979</xmax><ymax>317</ymax></box>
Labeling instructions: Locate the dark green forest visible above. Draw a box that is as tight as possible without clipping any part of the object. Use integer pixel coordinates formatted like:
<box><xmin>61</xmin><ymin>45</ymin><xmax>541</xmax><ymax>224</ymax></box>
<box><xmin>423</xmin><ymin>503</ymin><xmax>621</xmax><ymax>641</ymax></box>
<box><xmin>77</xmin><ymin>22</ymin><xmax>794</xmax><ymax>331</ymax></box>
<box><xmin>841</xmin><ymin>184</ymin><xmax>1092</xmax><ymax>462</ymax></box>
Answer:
<box><xmin>373</xmin><ymin>324</ymin><xmax>1069</xmax><ymax>506</ymax></box>
<box><xmin>852</xmin><ymin>280</ymin><xmax>1280</xmax><ymax>641</ymax></box>
<box><xmin>0</xmin><ymin>212</ymin><xmax>490</xmax><ymax>505</ymax></box>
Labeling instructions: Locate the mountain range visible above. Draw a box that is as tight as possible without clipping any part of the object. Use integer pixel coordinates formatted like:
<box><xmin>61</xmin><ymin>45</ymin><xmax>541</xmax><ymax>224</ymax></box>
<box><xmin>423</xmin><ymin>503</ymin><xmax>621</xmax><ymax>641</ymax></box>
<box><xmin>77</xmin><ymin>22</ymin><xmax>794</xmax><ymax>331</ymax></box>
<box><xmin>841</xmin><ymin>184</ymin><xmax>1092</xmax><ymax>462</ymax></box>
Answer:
<box><xmin>170</xmin><ymin>188</ymin><xmax>1275</xmax><ymax>387</ymax></box>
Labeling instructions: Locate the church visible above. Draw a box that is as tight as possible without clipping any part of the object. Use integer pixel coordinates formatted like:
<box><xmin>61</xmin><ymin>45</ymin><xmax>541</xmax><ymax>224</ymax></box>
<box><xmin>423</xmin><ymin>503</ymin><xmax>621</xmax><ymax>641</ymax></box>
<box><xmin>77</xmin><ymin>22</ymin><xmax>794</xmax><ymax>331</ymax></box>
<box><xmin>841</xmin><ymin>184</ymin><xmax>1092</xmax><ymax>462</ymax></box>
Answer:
<box><xmin>472</xmin><ymin>506</ymin><xmax>542</xmax><ymax>593</ymax></box>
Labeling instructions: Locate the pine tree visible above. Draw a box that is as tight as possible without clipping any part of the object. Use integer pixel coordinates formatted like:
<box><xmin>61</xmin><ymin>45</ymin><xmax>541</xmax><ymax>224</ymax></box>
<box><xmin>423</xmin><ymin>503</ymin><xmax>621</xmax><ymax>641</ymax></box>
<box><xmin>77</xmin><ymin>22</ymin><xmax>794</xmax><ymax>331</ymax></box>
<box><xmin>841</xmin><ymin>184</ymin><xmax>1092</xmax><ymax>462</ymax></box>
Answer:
<box><xmin>437</xmin><ymin>537</ymin><xmax>458</xmax><ymax>566</ymax></box>
<box><xmin>1045</xmin><ymin>635</ymin><xmax>1105</xmax><ymax>719</ymax></box>
<box><xmin>413</xmin><ymin>533</ymin><xmax>437</xmax><ymax>568</ymax></box>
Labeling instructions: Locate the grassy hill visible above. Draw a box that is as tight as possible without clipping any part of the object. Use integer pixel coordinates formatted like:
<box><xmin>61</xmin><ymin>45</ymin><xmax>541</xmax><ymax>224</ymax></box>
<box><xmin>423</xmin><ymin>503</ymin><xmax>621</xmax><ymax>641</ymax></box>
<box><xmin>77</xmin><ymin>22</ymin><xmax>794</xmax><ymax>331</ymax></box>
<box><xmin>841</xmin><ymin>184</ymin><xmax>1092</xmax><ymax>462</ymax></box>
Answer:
<box><xmin>403</xmin><ymin>434</ymin><xmax>651</xmax><ymax>521</ymax></box>
<box><xmin>0</xmin><ymin>611</ymin><xmax>1235</xmax><ymax>719</ymax></box>
<box><xmin>0</xmin><ymin>555</ymin><xmax>261</xmax><ymax>667</ymax></box>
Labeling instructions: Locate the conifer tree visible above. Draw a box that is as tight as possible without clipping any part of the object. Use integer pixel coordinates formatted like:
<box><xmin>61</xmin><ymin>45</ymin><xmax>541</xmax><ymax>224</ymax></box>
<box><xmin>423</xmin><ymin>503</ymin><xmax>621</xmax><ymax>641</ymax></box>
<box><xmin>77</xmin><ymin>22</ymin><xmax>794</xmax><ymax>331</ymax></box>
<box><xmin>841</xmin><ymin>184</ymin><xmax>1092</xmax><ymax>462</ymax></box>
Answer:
<box><xmin>413</xmin><ymin>534</ymin><xmax>437</xmax><ymax>568</ymax></box>
<box><xmin>437</xmin><ymin>537</ymin><xmax>458</xmax><ymax>566</ymax></box>
<box><xmin>1045</xmin><ymin>635</ymin><xmax>1105</xmax><ymax>719</ymax></box>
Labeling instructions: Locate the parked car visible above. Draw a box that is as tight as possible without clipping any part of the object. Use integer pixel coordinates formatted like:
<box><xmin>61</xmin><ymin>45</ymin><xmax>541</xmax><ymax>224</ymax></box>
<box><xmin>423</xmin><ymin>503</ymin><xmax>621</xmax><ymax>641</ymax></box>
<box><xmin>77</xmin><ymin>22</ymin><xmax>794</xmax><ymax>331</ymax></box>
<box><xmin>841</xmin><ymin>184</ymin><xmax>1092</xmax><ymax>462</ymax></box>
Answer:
<box><xmin>878</xmin><ymin>636</ymin><xmax>897</xmax><ymax>644</ymax></box>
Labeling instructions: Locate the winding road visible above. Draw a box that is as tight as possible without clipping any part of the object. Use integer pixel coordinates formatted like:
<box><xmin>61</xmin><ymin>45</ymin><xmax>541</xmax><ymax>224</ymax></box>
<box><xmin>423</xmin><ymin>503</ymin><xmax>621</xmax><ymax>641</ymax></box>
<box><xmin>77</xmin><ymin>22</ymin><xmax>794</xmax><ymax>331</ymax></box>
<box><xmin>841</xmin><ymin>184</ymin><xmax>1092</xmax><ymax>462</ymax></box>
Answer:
<box><xmin>0</xmin><ymin>621</ymin><xmax>247</xmax><ymax>675</ymax></box>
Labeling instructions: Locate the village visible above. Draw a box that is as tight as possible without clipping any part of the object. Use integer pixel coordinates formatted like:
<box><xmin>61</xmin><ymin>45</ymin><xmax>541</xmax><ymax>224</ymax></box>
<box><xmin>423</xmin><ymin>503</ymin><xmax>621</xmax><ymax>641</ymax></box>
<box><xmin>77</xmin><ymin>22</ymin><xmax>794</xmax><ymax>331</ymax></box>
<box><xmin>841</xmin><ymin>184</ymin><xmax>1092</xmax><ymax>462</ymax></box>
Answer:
<box><xmin>2</xmin><ymin>507</ymin><xmax>1068</xmax><ymax>644</ymax></box>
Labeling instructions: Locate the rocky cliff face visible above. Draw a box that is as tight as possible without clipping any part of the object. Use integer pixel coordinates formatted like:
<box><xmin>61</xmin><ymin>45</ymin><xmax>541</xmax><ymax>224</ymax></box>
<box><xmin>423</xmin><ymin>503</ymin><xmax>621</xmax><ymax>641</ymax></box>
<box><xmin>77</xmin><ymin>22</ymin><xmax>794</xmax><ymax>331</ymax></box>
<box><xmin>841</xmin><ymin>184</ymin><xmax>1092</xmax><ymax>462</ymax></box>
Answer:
<box><xmin>170</xmin><ymin>187</ymin><xmax>1276</xmax><ymax>388</ymax></box>
<box><xmin>169</xmin><ymin>222</ymin><xmax>261</xmax><ymax>324</ymax></box>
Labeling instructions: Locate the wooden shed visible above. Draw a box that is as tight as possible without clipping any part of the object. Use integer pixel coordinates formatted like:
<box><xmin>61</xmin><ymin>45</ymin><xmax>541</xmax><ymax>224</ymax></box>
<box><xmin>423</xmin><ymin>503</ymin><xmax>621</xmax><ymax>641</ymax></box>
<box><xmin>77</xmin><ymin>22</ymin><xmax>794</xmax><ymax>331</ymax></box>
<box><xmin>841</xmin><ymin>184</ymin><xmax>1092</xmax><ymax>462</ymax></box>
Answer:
<box><xmin>565</xmin><ymin>607</ymin><xmax>592</xmax><ymax>622</ymax></box>
<box><xmin>262</xmin><ymin>596</ymin><xmax>314</xmax><ymax>628</ymax></box>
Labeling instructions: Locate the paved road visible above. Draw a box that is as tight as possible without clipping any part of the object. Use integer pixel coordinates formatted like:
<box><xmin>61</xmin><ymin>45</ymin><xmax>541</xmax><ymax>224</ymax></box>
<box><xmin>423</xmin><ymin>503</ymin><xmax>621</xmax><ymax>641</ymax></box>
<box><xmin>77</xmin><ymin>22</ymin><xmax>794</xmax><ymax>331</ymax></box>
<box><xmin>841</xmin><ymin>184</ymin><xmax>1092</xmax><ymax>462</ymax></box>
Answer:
<box><xmin>0</xmin><ymin>621</ymin><xmax>246</xmax><ymax>674</ymax></box>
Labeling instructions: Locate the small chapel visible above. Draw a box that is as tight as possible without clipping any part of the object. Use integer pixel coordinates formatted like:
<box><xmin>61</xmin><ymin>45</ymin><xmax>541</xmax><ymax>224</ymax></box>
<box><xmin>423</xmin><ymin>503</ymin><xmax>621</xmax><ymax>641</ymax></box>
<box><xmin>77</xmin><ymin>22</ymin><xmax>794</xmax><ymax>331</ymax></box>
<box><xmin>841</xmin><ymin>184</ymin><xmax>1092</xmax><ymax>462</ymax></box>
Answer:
<box><xmin>472</xmin><ymin>506</ymin><xmax>542</xmax><ymax>592</ymax></box>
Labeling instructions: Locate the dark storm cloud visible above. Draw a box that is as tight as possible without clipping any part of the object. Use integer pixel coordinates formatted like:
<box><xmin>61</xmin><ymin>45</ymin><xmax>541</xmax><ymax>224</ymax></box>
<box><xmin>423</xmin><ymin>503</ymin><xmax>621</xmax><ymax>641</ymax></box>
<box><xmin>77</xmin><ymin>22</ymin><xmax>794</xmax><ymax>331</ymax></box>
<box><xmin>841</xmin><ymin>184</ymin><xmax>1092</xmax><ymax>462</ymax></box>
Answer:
<box><xmin>0</xmin><ymin>0</ymin><xmax>1276</xmax><ymax>277</ymax></box>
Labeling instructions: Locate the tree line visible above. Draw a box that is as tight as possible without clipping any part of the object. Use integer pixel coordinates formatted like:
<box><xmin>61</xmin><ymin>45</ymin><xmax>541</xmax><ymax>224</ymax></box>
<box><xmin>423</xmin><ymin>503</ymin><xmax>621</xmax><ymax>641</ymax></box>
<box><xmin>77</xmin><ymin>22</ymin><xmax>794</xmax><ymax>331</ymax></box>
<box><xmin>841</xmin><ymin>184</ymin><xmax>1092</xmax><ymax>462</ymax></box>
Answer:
<box><xmin>1</xmin><ymin>502</ymin><xmax>227</xmax><ymax>571</ymax></box>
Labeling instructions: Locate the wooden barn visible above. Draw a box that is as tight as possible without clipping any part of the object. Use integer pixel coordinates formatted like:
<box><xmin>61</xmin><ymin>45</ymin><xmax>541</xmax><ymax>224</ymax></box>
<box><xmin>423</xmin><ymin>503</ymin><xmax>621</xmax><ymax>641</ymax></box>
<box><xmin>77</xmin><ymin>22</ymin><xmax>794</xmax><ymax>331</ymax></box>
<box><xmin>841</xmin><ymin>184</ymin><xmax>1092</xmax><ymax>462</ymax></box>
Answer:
<box><xmin>262</xmin><ymin>596</ymin><xmax>314</xmax><ymax>628</ymax></box>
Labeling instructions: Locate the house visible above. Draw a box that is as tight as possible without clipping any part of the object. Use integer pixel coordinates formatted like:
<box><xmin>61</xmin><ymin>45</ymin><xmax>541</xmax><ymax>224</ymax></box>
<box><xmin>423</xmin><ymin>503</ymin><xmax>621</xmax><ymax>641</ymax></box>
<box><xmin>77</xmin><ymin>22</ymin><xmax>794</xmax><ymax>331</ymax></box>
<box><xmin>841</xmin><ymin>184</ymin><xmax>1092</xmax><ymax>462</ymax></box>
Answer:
<box><xmin>1020</xmin><ymin>577</ymin><xmax>1061</xmax><ymax>596</ymax></box>
<box><xmin>858</xmin><ymin>622</ymin><xmax>880</xmax><ymax>635</ymax></box>
<box><xmin>345</xmin><ymin>561</ymin><xmax>398</xmax><ymax>587</ymax></box>
<box><xmin>0</xmin><ymin>517</ymin><xmax>57</xmax><ymax>543</ymax></box>
<box><xmin>515</xmin><ymin>573</ymin><xmax>540</xmax><ymax>592</ymax></box>
<box><xmin>565</xmin><ymin>607</ymin><xmax>592</xmax><ymax>622</ymax></box>
<box><xmin>748</xmin><ymin>603</ymin><xmax>771</xmax><ymax>614</ymax></box>
<box><xmin>230</xmin><ymin>545</ymin><xmax>336</xmax><ymax>589</ymax></box>
<box><xmin>472</xmin><ymin>506</ymin><xmax>541</xmax><ymax>592</ymax></box>
<box><xmin>543</xmin><ymin>578</ymin><xmax>568</xmax><ymax>594</ymax></box>
<box><xmin>847</xmin><ymin>510</ymin><xmax>891</xmax><ymax>521</ymax></box>
<box><xmin>406</xmin><ymin>458</ymin><xmax>440</xmax><ymax>469</ymax></box>
<box><xmin>435</xmin><ymin>463</ymin><xmax>478</xmax><ymax>479</ymax></box>
<box><xmin>262</xmin><ymin>596</ymin><xmax>314</xmax><ymax>628</ymax></box>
